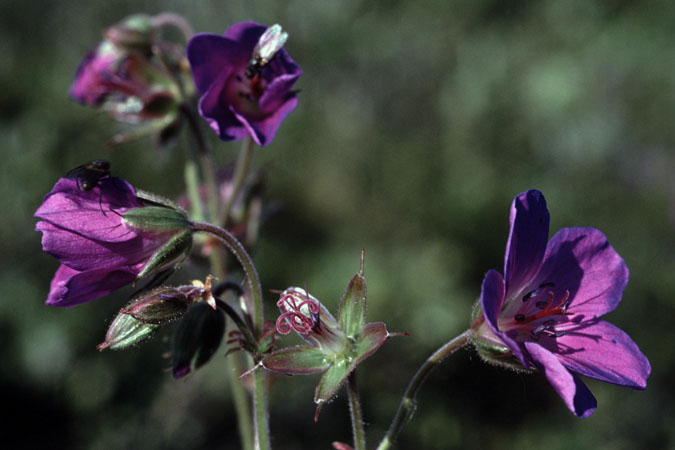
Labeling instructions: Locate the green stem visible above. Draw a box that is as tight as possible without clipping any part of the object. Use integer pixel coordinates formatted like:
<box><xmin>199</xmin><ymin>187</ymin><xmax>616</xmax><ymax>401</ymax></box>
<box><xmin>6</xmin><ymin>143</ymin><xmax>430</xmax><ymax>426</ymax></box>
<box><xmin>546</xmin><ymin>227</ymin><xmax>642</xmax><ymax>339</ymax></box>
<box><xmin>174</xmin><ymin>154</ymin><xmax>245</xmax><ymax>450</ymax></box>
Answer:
<box><xmin>184</xmin><ymin>160</ymin><xmax>205</xmax><ymax>222</ymax></box>
<box><xmin>181</xmin><ymin>103</ymin><xmax>224</xmax><ymax>279</ymax></box>
<box><xmin>347</xmin><ymin>371</ymin><xmax>366</xmax><ymax>450</ymax></box>
<box><xmin>191</xmin><ymin>221</ymin><xmax>264</xmax><ymax>333</ymax></box>
<box><xmin>375</xmin><ymin>330</ymin><xmax>471</xmax><ymax>450</ymax></box>
<box><xmin>220</xmin><ymin>137</ymin><xmax>255</xmax><ymax>228</ymax></box>
<box><xmin>254</xmin><ymin>369</ymin><xmax>271</xmax><ymax>450</ymax></box>
<box><xmin>182</xmin><ymin>106</ymin><xmax>255</xmax><ymax>449</ymax></box>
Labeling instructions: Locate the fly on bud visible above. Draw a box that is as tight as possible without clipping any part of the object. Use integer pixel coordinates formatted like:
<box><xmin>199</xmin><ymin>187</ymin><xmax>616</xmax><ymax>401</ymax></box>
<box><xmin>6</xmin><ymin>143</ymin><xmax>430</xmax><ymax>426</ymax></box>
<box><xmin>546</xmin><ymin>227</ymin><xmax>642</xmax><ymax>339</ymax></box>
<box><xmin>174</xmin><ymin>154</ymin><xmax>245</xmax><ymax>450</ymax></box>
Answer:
<box><xmin>245</xmin><ymin>23</ymin><xmax>288</xmax><ymax>79</ymax></box>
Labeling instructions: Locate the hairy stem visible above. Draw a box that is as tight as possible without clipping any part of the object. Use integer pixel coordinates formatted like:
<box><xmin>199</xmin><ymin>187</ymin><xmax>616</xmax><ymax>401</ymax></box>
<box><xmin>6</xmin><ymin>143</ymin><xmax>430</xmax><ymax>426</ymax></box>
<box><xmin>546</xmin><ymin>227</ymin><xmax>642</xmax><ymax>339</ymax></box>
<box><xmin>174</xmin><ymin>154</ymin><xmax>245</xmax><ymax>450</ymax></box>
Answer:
<box><xmin>348</xmin><ymin>371</ymin><xmax>367</xmax><ymax>450</ymax></box>
<box><xmin>191</xmin><ymin>221</ymin><xmax>264</xmax><ymax>332</ymax></box>
<box><xmin>375</xmin><ymin>330</ymin><xmax>471</xmax><ymax>450</ymax></box>
<box><xmin>254</xmin><ymin>369</ymin><xmax>270</xmax><ymax>450</ymax></box>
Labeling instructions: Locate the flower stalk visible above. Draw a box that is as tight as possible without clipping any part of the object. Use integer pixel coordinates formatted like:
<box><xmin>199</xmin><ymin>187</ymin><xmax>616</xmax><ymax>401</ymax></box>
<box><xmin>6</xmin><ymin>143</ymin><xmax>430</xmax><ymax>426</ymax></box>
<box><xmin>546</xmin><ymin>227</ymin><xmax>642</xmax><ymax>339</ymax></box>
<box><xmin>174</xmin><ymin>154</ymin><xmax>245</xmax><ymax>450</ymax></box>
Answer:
<box><xmin>375</xmin><ymin>330</ymin><xmax>471</xmax><ymax>450</ymax></box>
<box><xmin>220</xmin><ymin>136</ymin><xmax>255</xmax><ymax>228</ymax></box>
<box><xmin>347</xmin><ymin>372</ymin><xmax>366</xmax><ymax>450</ymax></box>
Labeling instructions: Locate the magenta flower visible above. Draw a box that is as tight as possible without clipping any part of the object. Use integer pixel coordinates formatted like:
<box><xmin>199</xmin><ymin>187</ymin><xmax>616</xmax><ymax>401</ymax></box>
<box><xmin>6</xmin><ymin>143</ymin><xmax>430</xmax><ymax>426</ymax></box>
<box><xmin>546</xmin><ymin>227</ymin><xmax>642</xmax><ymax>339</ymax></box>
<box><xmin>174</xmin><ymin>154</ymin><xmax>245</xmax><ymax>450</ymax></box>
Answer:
<box><xmin>70</xmin><ymin>43</ymin><xmax>181</xmax><ymax>123</ymax></box>
<box><xmin>187</xmin><ymin>22</ymin><xmax>302</xmax><ymax>146</ymax></box>
<box><xmin>35</xmin><ymin>177</ymin><xmax>191</xmax><ymax>307</ymax></box>
<box><xmin>470</xmin><ymin>190</ymin><xmax>650</xmax><ymax>417</ymax></box>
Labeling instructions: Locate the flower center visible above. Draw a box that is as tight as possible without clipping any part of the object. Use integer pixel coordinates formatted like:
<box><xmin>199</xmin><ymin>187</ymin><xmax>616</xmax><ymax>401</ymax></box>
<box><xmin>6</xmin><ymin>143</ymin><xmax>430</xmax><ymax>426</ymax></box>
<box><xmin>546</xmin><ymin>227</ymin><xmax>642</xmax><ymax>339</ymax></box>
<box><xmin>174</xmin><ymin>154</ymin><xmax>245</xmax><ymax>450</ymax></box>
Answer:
<box><xmin>275</xmin><ymin>291</ymin><xmax>320</xmax><ymax>335</ymax></box>
<box><xmin>224</xmin><ymin>70</ymin><xmax>269</xmax><ymax>120</ymax></box>
<box><xmin>503</xmin><ymin>283</ymin><xmax>572</xmax><ymax>341</ymax></box>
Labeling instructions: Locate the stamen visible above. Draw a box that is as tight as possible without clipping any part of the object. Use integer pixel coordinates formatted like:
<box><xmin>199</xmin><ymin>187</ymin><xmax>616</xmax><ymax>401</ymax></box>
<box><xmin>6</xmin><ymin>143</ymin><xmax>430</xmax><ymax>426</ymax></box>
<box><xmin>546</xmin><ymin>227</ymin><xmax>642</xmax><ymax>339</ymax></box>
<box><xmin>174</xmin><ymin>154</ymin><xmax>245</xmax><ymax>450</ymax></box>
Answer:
<box><xmin>515</xmin><ymin>314</ymin><xmax>525</xmax><ymax>322</ymax></box>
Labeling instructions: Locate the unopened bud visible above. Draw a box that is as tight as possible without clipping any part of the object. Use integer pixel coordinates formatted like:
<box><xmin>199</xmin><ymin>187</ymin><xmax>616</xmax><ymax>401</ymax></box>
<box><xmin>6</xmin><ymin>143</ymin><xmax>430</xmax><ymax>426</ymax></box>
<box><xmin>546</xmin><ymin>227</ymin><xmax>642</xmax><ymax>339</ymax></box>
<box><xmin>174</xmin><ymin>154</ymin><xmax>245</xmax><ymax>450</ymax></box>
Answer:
<box><xmin>172</xmin><ymin>302</ymin><xmax>225</xmax><ymax>378</ymax></box>
<box><xmin>98</xmin><ymin>310</ymin><xmax>159</xmax><ymax>351</ymax></box>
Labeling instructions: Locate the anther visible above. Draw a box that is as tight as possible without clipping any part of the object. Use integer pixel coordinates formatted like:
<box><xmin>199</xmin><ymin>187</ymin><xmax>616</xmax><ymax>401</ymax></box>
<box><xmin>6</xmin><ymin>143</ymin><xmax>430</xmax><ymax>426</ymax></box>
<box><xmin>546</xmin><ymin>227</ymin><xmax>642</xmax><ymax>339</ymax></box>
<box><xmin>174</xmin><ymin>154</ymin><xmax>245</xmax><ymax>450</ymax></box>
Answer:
<box><xmin>515</xmin><ymin>314</ymin><xmax>525</xmax><ymax>322</ymax></box>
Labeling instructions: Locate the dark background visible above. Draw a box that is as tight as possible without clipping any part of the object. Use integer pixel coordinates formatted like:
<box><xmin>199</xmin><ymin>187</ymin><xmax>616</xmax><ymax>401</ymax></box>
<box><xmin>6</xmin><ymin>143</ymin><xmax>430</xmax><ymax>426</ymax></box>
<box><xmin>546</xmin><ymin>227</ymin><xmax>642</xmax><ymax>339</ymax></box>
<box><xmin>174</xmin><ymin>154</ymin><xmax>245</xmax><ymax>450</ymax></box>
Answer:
<box><xmin>1</xmin><ymin>0</ymin><xmax>673</xmax><ymax>449</ymax></box>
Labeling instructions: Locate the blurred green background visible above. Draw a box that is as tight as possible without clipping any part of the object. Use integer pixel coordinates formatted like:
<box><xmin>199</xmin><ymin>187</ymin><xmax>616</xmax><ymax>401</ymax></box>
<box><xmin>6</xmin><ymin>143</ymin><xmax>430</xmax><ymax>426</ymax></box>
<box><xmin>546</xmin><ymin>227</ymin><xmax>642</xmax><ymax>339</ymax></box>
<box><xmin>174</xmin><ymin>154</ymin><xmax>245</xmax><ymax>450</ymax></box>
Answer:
<box><xmin>1</xmin><ymin>0</ymin><xmax>673</xmax><ymax>449</ymax></box>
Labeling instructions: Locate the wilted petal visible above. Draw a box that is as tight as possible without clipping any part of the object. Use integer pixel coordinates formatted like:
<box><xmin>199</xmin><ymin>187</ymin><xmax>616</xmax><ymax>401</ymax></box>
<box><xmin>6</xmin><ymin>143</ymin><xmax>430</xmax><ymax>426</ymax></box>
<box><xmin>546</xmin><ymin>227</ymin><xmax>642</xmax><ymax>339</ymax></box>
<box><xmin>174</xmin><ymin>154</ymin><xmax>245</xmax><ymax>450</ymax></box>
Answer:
<box><xmin>554</xmin><ymin>320</ymin><xmax>650</xmax><ymax>389</ymax></box>
<box><xmin>504</xmin><ymin>190</ymin><xmax>550</xmax><ymax>299</ymax></box>
<box><xmin>524</xmin><ymin>342</ymin><xmax>597</xmax><ymax>418</ymax></box>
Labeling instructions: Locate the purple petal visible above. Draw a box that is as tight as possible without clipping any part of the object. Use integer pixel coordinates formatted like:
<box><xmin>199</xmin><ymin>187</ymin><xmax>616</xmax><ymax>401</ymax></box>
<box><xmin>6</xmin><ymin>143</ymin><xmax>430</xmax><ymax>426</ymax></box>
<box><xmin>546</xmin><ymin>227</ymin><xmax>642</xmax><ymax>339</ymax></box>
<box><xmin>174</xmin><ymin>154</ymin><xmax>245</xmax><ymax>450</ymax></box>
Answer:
<box><xmin>197</xmin><ymin>72</ymin><xmax>250</xmax><ymax>141</ymax></box>
<box><xmin>187</xmin><ymin>33</ymin><xmax>248</xmax><ymax>94</ymax></box>
<box><xmin>223</xmin><ymin>21</ymin><xmax>266</xmax><ymax>51</ymax></box>
<box><xmin>480</xmin><ymin>270</ymin><xmax>528</xmax><ymax>366</ymax></box>
<box><xmin>46</xmin><ymin>264</ymin><xmax>137</xmax><ymax>307</ymax></box>
<box><xmin>504</xmin><ymin>190</ymin><xmax>550</xmax><ymax>300</ymax></box>
<box><xmin>235</xmin><ymin>96</ymin><xmax>299</xmax><ymax>146</ymax></box>
<box><xmin>524</xmin><ymin>341</ymin><xmax>597</xmax><ymax>418</ymax></box>
<box><xmin>534</xmin><ymin>227</ymin><xmax>628</xmax><ymax>318</ymax></box>
<box><xmin>553</xmin><ymin>319</ymin><xmax>650</xmax><ymax>389</ymax></box>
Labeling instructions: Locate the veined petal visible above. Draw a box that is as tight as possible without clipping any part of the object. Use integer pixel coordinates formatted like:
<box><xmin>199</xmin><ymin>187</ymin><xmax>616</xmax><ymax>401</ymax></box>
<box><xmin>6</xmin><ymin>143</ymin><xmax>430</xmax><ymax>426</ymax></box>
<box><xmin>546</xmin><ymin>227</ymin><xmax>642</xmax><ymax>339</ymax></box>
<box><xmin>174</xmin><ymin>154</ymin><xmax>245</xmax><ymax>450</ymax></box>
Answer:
<box><xmin>524</xmin><ymin>342</ymin><xmax>597</xmax><ymax>418</ymax></box>
<box><xmin>534</xmin><ymin>227</ymin><xmax>628</xmax><ymax>318</ymax></box>
<box><xmin>553</xmin><ymin>320</ymin><xmax>650</xmax><ymax>389</ymax></box>
<box><xmin>504</xmin><ymin>190</ymin><xmax>550</xmax><ymax>300</ymax></box>
<box><xmin>46</xmin><ymin>264</ymin><xmax>137</xmax><ymax>307</ymax></box>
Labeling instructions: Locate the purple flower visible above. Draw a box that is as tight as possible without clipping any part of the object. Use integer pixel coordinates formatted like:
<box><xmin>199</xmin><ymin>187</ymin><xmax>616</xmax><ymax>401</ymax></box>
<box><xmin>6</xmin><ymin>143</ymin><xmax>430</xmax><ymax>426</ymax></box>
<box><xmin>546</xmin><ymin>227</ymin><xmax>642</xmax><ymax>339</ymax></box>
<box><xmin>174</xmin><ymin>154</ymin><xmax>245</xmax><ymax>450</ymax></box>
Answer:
<box><xmin>187</xmin><ymin>22</ymin><xmax>302</xmax><ymax>146</ymax></box>
<box><xmin>470</xmin><ymin>190</ymin><xmax>650</xmax><ymax>417</ymax></box>
<box><xmin>35</xmin><ymin>177</ymin><xmax>191</xmax><ymax>307</ymax></box>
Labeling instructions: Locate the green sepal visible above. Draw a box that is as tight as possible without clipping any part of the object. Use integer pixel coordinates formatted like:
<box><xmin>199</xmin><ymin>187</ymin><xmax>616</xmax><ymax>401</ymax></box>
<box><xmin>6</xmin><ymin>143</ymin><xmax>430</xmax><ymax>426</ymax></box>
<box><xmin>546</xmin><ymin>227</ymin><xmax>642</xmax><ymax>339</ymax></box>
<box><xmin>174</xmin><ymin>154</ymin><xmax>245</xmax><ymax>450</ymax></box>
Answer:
<box><xmin>98</xmin><ymin>311</ymin><xmax>160</xmax><ymax>351</ymax></box>
<box><xmin>337</xmin><ymin>272</ymin><xmax>367</xmax><ymax>339</ymax></box>
<box><xmin>262</xmin><ymin>346</ymin><xmax>331</xmax><ymax>375</ymax></box>
<box><xmin>123</xmin><ymin>205</ymin><xmax>189</xmax><ymax>232</ymax></box>
<box><xmin>314</xmin><ymin>322</ymin><xmax>391</xmax><ymax>415</ymax></box>
<box><xmin>172</xmin><ymin>302</ymin><xmax>226</xmax><ymax>378</ymax></box>
<box><xmin>136</xmin><ymin>229</ymin><xmax>193</xmax><ymax>280</ymax></box>
<box><xmin>469</xmin><ymin>330</ymin><xmax>532</xmax><ymax>373</ymax></box>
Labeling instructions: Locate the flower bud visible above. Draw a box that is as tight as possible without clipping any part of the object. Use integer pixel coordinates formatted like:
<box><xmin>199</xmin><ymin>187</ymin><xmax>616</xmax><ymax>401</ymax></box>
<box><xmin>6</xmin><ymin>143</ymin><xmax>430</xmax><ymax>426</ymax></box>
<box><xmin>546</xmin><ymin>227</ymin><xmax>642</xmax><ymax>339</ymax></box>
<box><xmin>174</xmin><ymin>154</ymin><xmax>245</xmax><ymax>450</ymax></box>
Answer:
<box><xmin>98</xmin><ymin>310</ymin><xmax>159</xmax><ymax>351</ymax></box>
<box><xmin>172</xmin><ymin>302</ymin><xmax>226</xmax><ymax>378</ymax></box>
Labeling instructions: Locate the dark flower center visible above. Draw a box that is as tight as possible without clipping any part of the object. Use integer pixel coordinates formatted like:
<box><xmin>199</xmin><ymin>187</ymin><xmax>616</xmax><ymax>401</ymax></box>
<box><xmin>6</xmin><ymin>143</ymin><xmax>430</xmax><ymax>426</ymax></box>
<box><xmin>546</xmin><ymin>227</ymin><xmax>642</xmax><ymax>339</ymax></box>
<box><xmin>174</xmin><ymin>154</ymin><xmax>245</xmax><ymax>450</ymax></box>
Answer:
<box><xmin>506</xmin><ymin>283</ymin><xmax>573</xmax><ymax>341</ymax></box>
<box><xmin>224</xmin><ymin>70</ymin><xmax>269</xmax><ymax>120</ymax></box>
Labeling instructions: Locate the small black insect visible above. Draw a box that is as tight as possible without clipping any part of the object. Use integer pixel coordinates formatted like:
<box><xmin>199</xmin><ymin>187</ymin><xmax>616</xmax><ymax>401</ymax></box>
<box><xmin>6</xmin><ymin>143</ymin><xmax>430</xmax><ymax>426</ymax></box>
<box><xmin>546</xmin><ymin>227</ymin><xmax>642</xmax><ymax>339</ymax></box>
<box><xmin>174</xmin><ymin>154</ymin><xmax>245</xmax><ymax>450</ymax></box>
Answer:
<box><xmin>66</xmin><ymin>160</ymin><xmax>111</xmax><ymax>191</ymax></box>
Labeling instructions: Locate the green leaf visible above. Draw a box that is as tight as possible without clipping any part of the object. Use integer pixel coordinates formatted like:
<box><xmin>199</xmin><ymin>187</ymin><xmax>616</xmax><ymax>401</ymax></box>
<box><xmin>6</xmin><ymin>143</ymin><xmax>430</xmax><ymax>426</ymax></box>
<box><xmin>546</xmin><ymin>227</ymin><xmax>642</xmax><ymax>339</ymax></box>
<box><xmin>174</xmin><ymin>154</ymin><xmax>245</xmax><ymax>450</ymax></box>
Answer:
<box><xmin>262</xmin><ymin>346</ymin><xmax>331</xmax><ymax>375</ymax></box>
<box><xmin>337</xmin><ymin>273</ymin><xmax>367</xmax><ymax>339</ymax></box>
